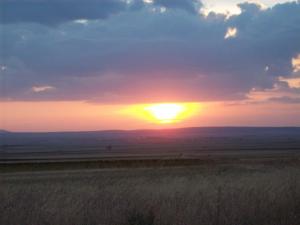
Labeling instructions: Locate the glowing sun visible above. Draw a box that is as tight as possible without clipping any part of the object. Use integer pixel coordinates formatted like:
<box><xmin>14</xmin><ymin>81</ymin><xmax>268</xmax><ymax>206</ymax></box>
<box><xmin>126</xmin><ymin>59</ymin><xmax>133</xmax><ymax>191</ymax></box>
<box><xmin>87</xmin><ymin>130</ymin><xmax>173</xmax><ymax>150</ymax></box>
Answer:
<box><xmin>144</xmin><ymin>103</ymin><xmax>186</xmax><ymax>123</ymax></box>
<box><xmin>122</xmin><ymin>102</ymin><xmax>201</xmax><ymax>124</ymax></box>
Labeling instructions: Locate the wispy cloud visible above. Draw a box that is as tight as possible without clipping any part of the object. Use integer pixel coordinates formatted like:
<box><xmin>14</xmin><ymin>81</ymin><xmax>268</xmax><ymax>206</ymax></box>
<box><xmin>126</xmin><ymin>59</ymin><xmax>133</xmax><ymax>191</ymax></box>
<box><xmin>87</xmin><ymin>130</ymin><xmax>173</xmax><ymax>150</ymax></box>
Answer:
<box><xmin>224</xmin><ymin>27</ymin><xmax>237</xmax><ymax>39</ymax></box>
<box><xmin>292</xmin><ymin>54</ymin><xmax>300</xmax><ymax>73</ymax></box>
<box><xmin>31</xmin><ymin>86</ymin><xmax>55</xmax><ymax>93</ymax></box>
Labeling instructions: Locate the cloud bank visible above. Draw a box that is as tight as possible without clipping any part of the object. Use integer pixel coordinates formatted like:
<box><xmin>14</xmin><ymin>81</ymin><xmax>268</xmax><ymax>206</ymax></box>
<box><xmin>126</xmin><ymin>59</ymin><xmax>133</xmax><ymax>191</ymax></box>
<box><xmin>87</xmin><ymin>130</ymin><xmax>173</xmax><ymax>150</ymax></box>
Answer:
<box><xmin>1</xmin><ymin>0</ymin><xmax>300</xmax><ymax>103</ymax></box>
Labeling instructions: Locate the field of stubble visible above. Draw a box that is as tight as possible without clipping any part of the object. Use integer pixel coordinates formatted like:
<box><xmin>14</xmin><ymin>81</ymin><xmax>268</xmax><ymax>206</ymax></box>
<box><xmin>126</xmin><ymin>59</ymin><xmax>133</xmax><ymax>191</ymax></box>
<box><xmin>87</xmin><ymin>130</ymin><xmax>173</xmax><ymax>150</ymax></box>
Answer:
<box><xmin>1</xmin><ymin>159</ymin><xmax>300</xmax><ymax>225</ymax></box>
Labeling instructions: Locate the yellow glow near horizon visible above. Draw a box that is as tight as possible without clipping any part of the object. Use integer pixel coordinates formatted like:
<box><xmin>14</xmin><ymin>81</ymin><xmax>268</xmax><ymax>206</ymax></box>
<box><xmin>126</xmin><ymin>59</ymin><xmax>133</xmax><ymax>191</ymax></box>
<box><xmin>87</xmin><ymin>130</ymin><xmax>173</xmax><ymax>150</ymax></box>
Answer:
<box><xmin>122</xmin><ymin>102</ymin><xmax>201</xmax><ymax>124</ymax></box>
<box><xmin>145</xmin><ymin>103</ymin><xmax>186</xmax><ymax>123</ymax></box>
<box><xmin>2</xmin><ymin>101</ymin><xmax>300</xmax><ymax>132</ymax></box>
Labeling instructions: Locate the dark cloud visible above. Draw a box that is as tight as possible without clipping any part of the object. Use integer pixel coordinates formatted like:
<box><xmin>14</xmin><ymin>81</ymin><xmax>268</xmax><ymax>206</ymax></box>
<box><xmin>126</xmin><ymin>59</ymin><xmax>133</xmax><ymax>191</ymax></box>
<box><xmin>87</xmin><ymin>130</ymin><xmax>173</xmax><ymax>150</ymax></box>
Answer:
<box><xmin>153</xmin><ymin>0</ymin><xmax>202</xmax><ymax>14</ymax></box>
<box><xmin>0</xmin><ymin>0</ymin><xmax>127</xmax><ymax>25</ymax></box>
<box><xmin>0</xmin><ymin>0</ymin><xmax>202</xmax><ymax>26</ymax></box>
<box><xmin>128</xmin><ymin>0</ymin><xmax>202</xmax><ymax>13</ymax></box>
<box><xmin>1</xmin><ymin>1</ymin><xmax>300</xmax><ymax>103</ymax></box>
<box><xmin>238</xmin><ymin>2</ymin><xmax>263</xmax><ymax>14</ymax></box>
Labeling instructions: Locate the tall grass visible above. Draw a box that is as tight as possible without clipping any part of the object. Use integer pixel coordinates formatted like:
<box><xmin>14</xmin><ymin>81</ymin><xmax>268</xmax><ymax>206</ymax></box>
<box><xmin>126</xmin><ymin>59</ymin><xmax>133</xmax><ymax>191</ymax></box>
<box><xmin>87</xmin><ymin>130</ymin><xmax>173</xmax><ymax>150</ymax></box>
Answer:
<box><xmin>1</xmin><ymin>163</ymin><xmax>300</xmax><ymax>225</ymax></box>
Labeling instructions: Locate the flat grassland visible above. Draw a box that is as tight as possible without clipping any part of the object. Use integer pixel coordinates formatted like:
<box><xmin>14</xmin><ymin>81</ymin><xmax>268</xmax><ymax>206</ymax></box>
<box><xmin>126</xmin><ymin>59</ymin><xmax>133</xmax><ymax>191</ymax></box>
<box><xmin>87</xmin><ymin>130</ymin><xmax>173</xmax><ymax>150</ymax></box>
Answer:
<box><xmin>1</xmin><ymin>128</ymin><xmax>300</xmax><ymax>225</ymax></box>
<box><xmin>1</xmin><ymin>156</ymin><xmax>300</xmax><ymax>225</ymax></box>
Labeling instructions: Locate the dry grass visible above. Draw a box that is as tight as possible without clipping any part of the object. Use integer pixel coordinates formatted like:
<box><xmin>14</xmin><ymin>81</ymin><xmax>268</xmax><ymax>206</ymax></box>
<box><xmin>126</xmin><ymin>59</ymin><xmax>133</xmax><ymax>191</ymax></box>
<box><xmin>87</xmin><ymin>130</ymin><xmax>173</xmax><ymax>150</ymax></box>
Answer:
<box><xmin>1</xmin><ymin>161</ymin><xmax>300</xmax><ymax>225</ymax></box>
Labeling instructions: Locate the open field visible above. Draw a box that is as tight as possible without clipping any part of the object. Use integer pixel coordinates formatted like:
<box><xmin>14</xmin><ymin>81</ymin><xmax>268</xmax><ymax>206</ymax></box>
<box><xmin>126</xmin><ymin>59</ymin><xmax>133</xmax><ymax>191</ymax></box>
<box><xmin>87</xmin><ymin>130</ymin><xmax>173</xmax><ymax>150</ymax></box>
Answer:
<box><xmin>1</xmin><ymin>157</ymin><xmax>300</xmax><ymax>225</ymax></box>
<box><xmin>2</xmin><ymin>127</ymin><xmax>300</xmax><ymax>162</ymax></box>
<box><xmin>1</xmin><ymin>128</ymin><xmax>300</xmax><ymax>225</ymax></box>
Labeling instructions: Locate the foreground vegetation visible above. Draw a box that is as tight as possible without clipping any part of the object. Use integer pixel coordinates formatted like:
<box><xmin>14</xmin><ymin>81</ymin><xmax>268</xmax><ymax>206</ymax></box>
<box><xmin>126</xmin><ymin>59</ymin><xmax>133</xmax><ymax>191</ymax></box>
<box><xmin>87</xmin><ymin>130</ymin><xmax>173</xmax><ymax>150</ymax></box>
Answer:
<box><xmin>1</xmin><ymin>158</ymin><xmax>300</xmax><ymax>225</ymax></box>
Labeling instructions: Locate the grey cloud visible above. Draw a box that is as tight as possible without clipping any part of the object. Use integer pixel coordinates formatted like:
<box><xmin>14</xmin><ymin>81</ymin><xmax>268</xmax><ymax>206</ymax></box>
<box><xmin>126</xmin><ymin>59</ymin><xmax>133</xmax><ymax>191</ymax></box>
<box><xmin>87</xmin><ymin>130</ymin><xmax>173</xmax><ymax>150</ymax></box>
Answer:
<box><xmin>153</xmin><ymin>0</ymin><xmax>202</xmax><ymax>14</ymax></box>
<box><xmin>0</xmin><ymin>0</ymin><xmax>127</xmax><ymax>25</ymax></box>
<box><xmin>238</xmin><ymin>2</ymin><xmax>263</xmax><ymax>14</ymax></box>
<box><xmin>0</xmin><ymin>0</ymin><xmax>203</xmax><ymax>26</ymax></box>
<box><xmin>1</xmin><ymin>1</ymin><xmax>300</xmax><ymax>103</ymax></box>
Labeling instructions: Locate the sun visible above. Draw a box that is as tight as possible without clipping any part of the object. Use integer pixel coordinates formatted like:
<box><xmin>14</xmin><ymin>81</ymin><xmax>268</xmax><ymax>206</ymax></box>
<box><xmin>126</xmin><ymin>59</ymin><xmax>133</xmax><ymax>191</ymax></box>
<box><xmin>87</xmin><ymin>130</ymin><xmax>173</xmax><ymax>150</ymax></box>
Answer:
<box><xmin>121</xmin><ymin>102</ymin><xmax>201</xmax><ymax>124</ymax></box>
<box><xmin>144</xmin><ymin>103</ymin><xmax>186</xmax><ymax>123</ymax></box>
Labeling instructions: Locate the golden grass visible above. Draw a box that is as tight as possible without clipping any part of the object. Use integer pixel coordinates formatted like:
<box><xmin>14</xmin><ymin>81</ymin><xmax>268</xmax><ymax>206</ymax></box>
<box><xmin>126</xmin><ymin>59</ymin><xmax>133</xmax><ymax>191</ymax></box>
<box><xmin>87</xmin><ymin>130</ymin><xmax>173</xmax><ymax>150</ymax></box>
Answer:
<box><xmin>1</xmin><ymin>159</ymin><xmax>300</xmax><ymax>225</ymax></box>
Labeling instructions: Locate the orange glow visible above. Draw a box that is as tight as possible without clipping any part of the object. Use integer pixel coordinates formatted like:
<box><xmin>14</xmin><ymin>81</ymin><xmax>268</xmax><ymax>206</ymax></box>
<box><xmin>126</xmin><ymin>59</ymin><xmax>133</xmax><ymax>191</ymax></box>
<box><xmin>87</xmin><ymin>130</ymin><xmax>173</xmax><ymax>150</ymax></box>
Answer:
<box><xmin>122</xmin><ymin>102</ymin><xmax>201</xmax><ymax>124</ymax></box>
<box><xmin>1</xmin><ymin>101</ymin><xmax>300</xmax><ymax>132</ymax></box>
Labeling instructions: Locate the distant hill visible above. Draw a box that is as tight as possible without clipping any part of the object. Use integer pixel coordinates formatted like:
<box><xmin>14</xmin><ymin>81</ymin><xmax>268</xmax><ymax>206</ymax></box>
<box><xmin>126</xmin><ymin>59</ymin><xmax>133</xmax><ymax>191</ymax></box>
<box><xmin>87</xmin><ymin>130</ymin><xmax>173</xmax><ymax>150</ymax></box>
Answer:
<box><xmin>1</xmin><ymin>126</ymin><xmax>300</xmax><ymax>145</ymax></box>
<box><xmin>1</xmin><ymin>127</ymin><xmax>300</xmax><ymax>136</ymax></box>
<box><xmin>0</xmin><ymin>129</ymin><xmax>10</xmax><ymax>133</ymax></box>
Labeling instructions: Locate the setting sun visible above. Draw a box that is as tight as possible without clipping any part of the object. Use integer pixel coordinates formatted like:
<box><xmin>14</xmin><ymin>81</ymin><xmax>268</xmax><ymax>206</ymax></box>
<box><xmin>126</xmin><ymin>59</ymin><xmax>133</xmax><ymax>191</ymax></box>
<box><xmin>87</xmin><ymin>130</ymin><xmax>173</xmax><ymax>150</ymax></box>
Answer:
<box><xmin>121</xmin><ymin>102</ymin><xmax>201</xmax><ymax>125</ymax></box>
<box><xmin>144</xmin><ymin>103</ymin><xmax>186</xmax><ymax>123</ymax></box>
<box><xmin>2</xmin><ymin>1</ymin><xmax>300</xmax><ymax>224</ymax></box>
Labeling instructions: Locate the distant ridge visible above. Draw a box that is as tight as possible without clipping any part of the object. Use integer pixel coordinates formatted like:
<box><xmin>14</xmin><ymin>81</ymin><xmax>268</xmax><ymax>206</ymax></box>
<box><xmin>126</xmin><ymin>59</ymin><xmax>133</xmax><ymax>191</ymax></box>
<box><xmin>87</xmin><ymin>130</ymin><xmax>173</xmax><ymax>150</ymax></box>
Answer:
<box><xmin>2</xmin><ymin>126</ymin><xmax>300</xmax><ymax>134</ymax></box>
<box><xmin>6</xmin><ymin>126</ymin><xmax>300</xmax><ymax>133</ymax></box>
<box><xmin>0</xmin><ymin>129</ymin><xmax>10</xmax><ymax>133</ymax></box>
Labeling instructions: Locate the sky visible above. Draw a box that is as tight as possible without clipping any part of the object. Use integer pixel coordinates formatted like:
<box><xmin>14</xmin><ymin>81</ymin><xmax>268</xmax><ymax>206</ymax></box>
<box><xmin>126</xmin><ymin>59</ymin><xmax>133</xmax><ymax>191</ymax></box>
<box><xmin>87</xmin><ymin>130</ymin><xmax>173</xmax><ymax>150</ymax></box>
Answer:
<box><xmin>1</xmin><ymin>0</ymin><xmax>300</xmax><ymax>131</ymax></box>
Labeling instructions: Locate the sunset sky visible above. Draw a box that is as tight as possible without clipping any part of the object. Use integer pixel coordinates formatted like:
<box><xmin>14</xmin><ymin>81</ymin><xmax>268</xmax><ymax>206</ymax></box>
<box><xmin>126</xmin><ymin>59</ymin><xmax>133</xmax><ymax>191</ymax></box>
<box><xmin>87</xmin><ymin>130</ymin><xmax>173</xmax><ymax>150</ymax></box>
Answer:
<box><xmin>1</xmin><ymin>0</ymin><xmax>300</xmax><ymax>131</ymax></box>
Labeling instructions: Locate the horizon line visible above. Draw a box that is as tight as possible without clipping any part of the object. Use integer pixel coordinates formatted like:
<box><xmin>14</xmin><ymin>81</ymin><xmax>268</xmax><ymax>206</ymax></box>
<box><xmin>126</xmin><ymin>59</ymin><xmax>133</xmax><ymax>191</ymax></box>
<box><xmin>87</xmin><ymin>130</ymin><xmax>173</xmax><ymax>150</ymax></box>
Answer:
<box><xmin>2</xmin><ymin>126</ymin><xmax>300</xmax><ymax>134</ymax></box>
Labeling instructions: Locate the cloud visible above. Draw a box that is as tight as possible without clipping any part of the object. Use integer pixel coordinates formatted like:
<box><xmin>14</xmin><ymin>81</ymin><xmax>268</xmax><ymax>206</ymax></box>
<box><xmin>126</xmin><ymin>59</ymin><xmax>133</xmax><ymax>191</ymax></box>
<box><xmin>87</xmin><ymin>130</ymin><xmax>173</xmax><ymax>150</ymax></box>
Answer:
<box><xmin>73</xmin><ymin>19</ymin><xmax>89</xmax><ymax>25</ymax></box>
<box><xmin>279</xmin><ymin>76</ymin><xmax>300</xmax><ymax>88</ymax></box>
<box><xmin>1</xmin><ymin>65</ymin><xmax>7</xmax><ymax>71</ymax></box>
<box><xmin>268</xmin><ymin>96</ymin><xmax>300</xmax><ymax>104</ymax></box>
<box><xmin>152</xmin><ymin>0</ymin><xmax>202</xmax><ymax>14</ymax></box>
<box><xmin>224</xmin><ymin>27</ymin><xmax>237</xmax><ymax>39</ymax></box>
<box><xmin>0</xmin><ymin>0</ymin><xmax>203</xmax><ymax>26</ymax></box>
<box><xmin>31</xmin><ymin>85</ymin><xmax>55</xmax><ymax>93</ymax></box>
<box><xmin>237</xmin><ymin>2</ymin><xmax>265</xmax><ymax>13</ymax></box>
<box><xmin>265</xmin><ymin>66</ymin><xmax>269</xmax><ymax>71</ymax></box>
<box><xmin>245</xmin><ymin>79</ymin><xmax>300</xmax><ymax>104</ymax></box>
<box><xmin>1</xmin><ymin>1</ymin><xmax>300</xmax><ymax>103</ymax></box>
<box><xmin>0</xmin><ymin>0</ymin><xmax>127</xmax><ymax>25</ymax></box>
<box><xmin>292</xmin><ymin>54</ymin><xmax>300</xmax><ymax>72</ymax></box>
